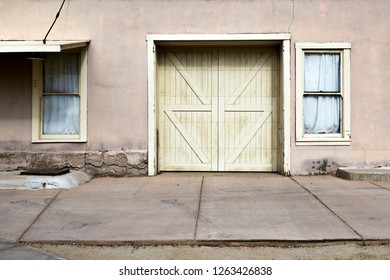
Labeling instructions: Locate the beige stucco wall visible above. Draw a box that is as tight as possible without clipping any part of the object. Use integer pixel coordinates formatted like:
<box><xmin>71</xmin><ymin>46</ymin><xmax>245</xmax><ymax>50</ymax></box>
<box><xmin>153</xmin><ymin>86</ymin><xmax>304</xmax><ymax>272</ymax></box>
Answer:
<box><xmin>1</xmin><ymin>0</ymin><xmax>389</xmax><ymax>175</ymax></box>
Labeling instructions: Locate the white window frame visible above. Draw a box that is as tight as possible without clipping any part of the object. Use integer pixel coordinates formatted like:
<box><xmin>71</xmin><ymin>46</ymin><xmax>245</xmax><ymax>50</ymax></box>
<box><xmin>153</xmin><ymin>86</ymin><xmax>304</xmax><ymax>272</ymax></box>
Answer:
<box><xmin>296</xmin><ymin>42</ymin><xmax>351</xmax><ymax>145</ymax></box>
<box><xmin>32</xmin><ymin>48</ymin><xmax>88</xmax><ymax>142</ymax></box>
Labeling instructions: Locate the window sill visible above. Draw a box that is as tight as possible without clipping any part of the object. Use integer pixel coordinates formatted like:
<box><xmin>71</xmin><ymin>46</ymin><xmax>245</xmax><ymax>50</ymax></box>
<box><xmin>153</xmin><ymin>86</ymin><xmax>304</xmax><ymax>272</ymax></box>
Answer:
<box><xmin>32</xmin><ymin>138</ymin><xmax>87</xmax><ymax>143</ymax></box>
<box><xmin>296</xmin><ymin>138</ymin><xmax>351</xmax><ymax>146</ymax></box>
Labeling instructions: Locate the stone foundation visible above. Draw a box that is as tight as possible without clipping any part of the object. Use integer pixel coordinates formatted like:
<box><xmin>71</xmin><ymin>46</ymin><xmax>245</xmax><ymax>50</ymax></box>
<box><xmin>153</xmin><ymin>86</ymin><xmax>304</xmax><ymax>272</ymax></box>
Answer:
<box><xmin>0</xmin><ymin>151</ymin><xmax>148</xmax><ymax>177</ymax></box>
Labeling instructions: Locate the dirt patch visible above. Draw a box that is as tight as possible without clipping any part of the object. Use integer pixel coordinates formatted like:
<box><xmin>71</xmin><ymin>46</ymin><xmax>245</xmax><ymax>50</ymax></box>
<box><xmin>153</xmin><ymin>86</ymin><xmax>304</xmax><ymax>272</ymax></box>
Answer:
<box><xmin>33</xmin><ymin>243</ymin><xmax>390</xmax><ymax>260</ymax></box>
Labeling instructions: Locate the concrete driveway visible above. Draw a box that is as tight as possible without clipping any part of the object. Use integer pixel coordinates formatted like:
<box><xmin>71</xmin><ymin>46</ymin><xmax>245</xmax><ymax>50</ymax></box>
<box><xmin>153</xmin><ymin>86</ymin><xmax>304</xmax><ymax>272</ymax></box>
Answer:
<box><xmin>1</xmin><ymin>173</ymin><xmax>389</xmax><ymax>246</ymax></box>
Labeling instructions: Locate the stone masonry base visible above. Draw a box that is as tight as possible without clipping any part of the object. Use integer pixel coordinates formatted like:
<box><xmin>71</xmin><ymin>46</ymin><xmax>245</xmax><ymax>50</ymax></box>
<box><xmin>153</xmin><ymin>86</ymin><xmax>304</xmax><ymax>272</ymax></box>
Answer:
<box><xmin>0</xmin><ymin>151</ymin><xmax>148</xmax><ymax>177</ymax></box>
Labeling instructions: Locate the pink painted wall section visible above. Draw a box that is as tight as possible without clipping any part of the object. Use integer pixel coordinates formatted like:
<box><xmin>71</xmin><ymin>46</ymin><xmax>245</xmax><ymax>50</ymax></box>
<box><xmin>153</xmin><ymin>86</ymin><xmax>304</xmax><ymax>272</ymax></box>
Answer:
<box><xmin>288</xmin><ymin>0</ymin><xmax>390</xmax><ymax>174</ymax></box>
<box><xmin>0</xmin><ymin>0</ymin><xmax>390</xmax><ymax>175</ymax></box>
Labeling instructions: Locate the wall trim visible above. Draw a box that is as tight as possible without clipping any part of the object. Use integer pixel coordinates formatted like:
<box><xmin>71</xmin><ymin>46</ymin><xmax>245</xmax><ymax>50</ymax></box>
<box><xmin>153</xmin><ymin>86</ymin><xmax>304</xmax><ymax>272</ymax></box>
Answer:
<box><xmin>146</xmin><ymin>34</ymin><xmax>291</xmax><ymax>176</ymax></box>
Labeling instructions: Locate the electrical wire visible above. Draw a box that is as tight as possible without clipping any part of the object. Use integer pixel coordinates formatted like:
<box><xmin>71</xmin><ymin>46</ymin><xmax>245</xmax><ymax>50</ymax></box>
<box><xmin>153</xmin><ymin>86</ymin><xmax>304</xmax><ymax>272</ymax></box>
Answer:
<box><xmin>43</xmin><ymin>0</ymin><xmax>66</xmax><ymax>44</ymax></box>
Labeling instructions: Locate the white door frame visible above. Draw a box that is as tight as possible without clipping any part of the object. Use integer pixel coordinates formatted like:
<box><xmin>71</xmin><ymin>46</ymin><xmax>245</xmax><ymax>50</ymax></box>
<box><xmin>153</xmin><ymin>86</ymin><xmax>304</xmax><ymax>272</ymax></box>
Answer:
<box><xmin>147</xmin><ymin>34</ymin><xmax>291</xmax><ymax>176</ymax></box>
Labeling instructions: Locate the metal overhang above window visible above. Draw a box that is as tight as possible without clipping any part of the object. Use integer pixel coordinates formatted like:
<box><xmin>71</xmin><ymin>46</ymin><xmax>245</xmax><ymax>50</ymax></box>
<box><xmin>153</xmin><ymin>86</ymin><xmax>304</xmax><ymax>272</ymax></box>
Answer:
<box><xmin>0</xmin><ymin>40</ymin><xmax>90</xmax><ymax>53</ymax></box>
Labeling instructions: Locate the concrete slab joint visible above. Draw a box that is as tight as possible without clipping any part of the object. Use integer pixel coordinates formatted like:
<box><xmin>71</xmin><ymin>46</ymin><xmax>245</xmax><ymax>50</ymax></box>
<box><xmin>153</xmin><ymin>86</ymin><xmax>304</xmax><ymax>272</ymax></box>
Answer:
<box><xmin>0</xmin><ymin>151</ymin><xmax>148</xmax><ymax>177</ymax></box>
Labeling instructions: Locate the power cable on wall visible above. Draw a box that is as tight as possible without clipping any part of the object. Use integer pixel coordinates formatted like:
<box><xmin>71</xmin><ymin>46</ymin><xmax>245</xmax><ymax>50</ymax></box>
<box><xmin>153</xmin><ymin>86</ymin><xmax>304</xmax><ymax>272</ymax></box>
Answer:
<box><xmin>43</xmin><ymin>0</ymin><xmax>66</xmax><ymax>44</ymax></box>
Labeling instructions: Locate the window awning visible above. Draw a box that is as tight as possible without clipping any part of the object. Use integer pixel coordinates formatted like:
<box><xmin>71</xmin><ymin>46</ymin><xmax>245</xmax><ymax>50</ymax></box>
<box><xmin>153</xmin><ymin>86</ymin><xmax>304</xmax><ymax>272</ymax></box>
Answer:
<box><xmin>0</xmin><ymin>40</ymin><xmax>90</xmax><ymax>53</ymax></box>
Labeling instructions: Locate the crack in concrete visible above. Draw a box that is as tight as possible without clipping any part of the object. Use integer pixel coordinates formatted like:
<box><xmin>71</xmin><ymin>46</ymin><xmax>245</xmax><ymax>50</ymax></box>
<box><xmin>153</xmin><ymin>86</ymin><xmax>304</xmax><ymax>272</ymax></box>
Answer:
<box><xmin>369</xmin><ymin>182</ymin><xmax>390</xmax><ymax>192</ymax></box>
<box><xmin>161</xmin><ymin>196</ymin><xmax>215</xmax><ymax>228</ymax></box>
<box><xmin>0</xmin><ymin>243</ymin><xmax>21</xmax><ymax>252</ymax></box>
<box><xmin>10</xmin><ymin>200</ymin><xmax>44</xmax><ymax>208</ymax></box>
<box><xmin>161</xmin><ymin>199</ymin><xmax>197</xmax><ymax>217</ymax></box>
<box><xmin>61</xmin><ymin>221</ymin><xmax>102</xmax><ymax>230</ymax></box>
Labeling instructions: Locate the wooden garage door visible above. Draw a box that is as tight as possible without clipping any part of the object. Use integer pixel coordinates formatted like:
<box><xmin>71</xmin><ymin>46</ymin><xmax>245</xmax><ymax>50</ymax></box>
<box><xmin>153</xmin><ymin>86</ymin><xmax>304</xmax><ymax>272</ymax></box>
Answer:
<box><xmin>157</xmin><ymin>46</ymin><xmax>279</xmax><ymax>172</ymax></box>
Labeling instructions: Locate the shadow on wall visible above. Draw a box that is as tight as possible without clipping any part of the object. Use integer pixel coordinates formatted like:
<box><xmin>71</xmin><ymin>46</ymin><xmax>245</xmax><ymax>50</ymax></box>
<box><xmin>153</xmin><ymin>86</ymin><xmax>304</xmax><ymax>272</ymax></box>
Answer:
<box><xmin>305</xmin><ymin>158</ymin><xmax>339</xmax><ymax>175</ymax></box>
<box><xmin>304</xmin><ymin>157</ymin><xmax>390</xmax><ymax>176</ymax></box>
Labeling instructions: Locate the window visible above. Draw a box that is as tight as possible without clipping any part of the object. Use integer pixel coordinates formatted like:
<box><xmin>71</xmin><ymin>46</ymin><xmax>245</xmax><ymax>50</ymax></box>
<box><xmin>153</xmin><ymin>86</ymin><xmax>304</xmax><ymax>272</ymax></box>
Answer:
<box><xmin>296</xmin><ymin>42</ymin><xmax>351</xmax><ymax>145</ymax></box>
<box><xmin>32</xmin><ymin>49</ymin><xmax>87</xmax><ymax>142</ymax></box>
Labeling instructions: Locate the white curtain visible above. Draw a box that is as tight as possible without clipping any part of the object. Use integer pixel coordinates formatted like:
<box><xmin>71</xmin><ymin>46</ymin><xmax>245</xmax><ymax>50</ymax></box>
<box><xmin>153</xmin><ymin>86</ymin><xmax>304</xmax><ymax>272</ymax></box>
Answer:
<box><xmin>44</xmin><ymin>53</ymin><xmax>79</xmax><ymax>93</ymax></box>
<box><xmin>43</xmin><ymin>54</ymin><xmax>80</xmax><ymax>135</ymax></box>
<box><xmin>304</xmin><ymin>96</ymin><xmax>340</xmax><ymax>133</ymax></box>
<box><xmin>304</xmin><ymin>53</ymin><xmax>340</xmax><ymax>134</ymax></box>
<box><xmin>43</xmin><ymin>95</ymin><xmax>80</xmax><ymax>134</ymax></box>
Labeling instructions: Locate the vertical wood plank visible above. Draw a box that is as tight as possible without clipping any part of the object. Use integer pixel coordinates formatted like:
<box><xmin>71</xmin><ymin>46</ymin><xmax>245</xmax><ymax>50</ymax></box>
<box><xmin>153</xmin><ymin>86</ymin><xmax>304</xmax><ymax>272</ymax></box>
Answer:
<box><xmin>157</xmin><ymin>46</ymin><xmax>279</xmax><ymax>172</ymax></box>
<box><xmin>218</xmin><ymin>48</ymin><xmax>225</xmax><ymax>171</ymax></box>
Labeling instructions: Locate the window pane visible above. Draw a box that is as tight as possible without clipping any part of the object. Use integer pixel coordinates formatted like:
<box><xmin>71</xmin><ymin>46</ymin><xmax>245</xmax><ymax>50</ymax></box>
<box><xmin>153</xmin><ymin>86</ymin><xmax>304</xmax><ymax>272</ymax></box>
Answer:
<box><xmin>43</xmin><ymin>95</ymin><xmax>80</xmax><ymax>135</ymax></box>
<box><xmin>304</xmin><ymin>96</ymin><xmax>340</xmax><ymax>134</ymax></box>
<box><xmin>44</xmin><ymin>53</ymin><xmax>79</xmax><ymax>93</ymax></box>
<box><xmin>304</xmin><ymin>53</ymin><xmax>340</xmax><ymax>92</ymax></box>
